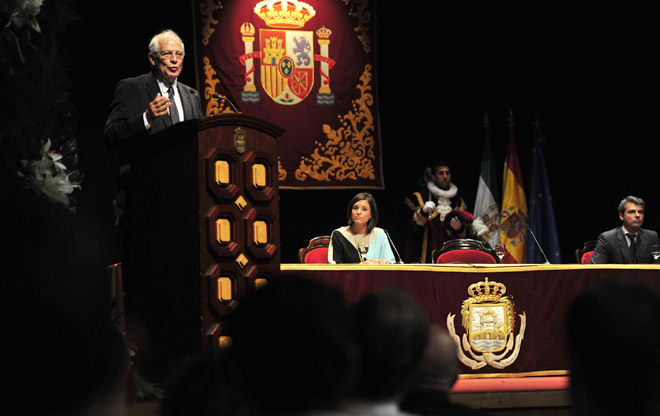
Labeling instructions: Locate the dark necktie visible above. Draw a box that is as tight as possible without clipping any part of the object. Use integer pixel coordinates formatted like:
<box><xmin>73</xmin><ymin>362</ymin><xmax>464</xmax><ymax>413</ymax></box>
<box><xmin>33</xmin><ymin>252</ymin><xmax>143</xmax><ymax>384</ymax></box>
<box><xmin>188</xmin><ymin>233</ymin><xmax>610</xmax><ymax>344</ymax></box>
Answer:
<box><xmin>627</xmin><ymin>233</ymin><xmax>637</xmax><ymax>263</ymax></box>
<box><xmin>167</xmin><ymin>86</ymin><xmax>180</xmax><ymax>124</ymax></box>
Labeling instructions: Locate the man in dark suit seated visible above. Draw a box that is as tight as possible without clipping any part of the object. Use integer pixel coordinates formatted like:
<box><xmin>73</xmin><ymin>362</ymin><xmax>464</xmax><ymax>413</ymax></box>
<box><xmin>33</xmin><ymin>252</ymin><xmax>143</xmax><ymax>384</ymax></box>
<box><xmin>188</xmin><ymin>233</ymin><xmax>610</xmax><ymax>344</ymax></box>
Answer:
<box><xmin>104</xmin><ymin>29</ymin><xmax>203</xmax><ymax>146</ymax></box>
<box><xmin>591</xmin><ymin>195</ymin><xmax>660</xmax><ymax>264</ymax></box>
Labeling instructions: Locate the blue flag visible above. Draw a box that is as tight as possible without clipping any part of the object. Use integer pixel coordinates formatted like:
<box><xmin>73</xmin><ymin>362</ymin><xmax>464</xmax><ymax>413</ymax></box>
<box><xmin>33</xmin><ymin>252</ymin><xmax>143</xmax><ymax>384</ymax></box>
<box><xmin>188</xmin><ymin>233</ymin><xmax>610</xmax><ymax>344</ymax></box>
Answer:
<box><xmin>526</xmin><ymin>118</ymin><xmax>561</xmax><ymax>264</ymax></box>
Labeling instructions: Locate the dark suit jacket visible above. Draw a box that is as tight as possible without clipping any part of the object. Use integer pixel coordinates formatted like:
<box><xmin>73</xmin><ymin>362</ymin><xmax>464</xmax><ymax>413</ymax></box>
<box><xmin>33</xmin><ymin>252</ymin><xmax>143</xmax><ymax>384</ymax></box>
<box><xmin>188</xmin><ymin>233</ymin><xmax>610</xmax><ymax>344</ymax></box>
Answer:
<box><xmin>591</xmin><ymin>226</ymin><xmax>660</xmax><ymax>264</ymax></box>
<box><xmin>103</xmin><ymin>72</ymin><xmax>204</xmax><ymax>221</ymax></box>
<box><xmin>104</xmin><ymin>71</ymin><xmax>203</xmax><ymax>147</ymax></box>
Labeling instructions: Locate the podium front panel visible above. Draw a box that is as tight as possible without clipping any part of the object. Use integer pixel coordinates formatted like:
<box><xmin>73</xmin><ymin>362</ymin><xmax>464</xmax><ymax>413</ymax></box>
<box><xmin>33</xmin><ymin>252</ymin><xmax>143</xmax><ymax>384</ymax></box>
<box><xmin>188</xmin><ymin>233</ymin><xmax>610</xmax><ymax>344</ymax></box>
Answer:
<box><xmin>122</xmin><ymin>116</ymin><xmax>283</xmax><ymax>381</ymax></box>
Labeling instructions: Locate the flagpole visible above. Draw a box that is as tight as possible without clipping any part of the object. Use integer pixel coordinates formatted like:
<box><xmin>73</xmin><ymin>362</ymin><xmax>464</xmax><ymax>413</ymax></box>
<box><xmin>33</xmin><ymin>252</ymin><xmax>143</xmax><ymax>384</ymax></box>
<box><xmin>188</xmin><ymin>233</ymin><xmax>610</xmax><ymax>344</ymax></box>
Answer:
<box><xmin>500</xmin><ymin>109</ymin><xmax>528</xmax><ymax>264</ymax></box>
<box><xmin>526</xmin><ymin>113</ymin><xmax>562</xmax><ymax>263</ymax></box>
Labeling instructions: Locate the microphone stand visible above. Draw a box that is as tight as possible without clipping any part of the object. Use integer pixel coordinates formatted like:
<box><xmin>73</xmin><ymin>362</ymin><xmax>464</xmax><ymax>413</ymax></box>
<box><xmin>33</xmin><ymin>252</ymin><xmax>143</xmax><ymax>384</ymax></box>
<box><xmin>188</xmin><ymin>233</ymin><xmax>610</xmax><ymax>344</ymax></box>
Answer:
<box><xmin>384</xmin><ymin>229</ymin><xmax>404</xmax><ymax>264</ymax></box>
<box><xmin>212</xmin><ymin>93</ymin><xmax>240</xmax><ymax>114</ymax></box>
<box><xmin>528</xmin><ymin>228</ymin><xmax>551</xmax><ymax>264</ymax></box>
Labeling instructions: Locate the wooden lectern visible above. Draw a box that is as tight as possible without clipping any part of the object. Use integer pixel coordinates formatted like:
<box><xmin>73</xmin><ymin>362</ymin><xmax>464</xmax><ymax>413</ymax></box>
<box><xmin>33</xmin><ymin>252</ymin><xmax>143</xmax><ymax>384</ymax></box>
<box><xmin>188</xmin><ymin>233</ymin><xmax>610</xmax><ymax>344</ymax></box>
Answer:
<box><xmin>121</xmin><ymin>114</ymin><xmax>284</xmax><ymax>381</ymax></box>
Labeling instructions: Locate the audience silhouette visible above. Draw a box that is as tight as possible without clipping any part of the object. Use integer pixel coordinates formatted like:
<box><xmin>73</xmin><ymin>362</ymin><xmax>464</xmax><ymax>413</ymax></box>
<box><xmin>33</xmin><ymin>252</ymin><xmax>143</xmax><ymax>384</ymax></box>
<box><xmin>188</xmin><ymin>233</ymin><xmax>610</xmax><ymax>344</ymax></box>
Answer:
<box><xmin>160</xmin><ymin>347</ymin><xmax>246</xmax><ymax>416</ymax></box>
<box><xmin>400</xmin><ymin>325</ymin><xmax>488</xmax><ymax>415</ymax></box>
<box><xmin>3</xmin><ymin>191</ymin><xmax>130</xmax><ymax>415</ymax></box>
<box><xmin>228</xmin><ymin>276</ymin><xmax>357</xmax><ymax>416</ymax></box>
<box><xmin>342</xmin><ymin>287</ymin><xmax>430</xmax><ymax>416</ymax></box>
<box><xmin>566</xmin><ymin>278</ymin><xmax>660</xmax><ymax>416</ymax></box>
<box><xmin>160</xmin><ymin>280</ymin><xmax>492</xmax><ymax>416</ymax></box>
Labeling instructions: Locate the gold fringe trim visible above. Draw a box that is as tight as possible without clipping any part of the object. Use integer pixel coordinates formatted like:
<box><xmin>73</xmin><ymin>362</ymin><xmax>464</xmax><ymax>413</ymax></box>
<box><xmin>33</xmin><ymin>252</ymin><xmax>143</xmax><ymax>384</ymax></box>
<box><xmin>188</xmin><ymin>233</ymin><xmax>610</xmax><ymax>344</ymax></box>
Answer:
<box><xmin>281</xmin><ymin>263</ymin><xmax>660</xmax><ymax>272</ymax></box>
<box><xmin>458</xmin><ymin>370</ymin><xmax>569</xmax><ymax>379</ymax></box>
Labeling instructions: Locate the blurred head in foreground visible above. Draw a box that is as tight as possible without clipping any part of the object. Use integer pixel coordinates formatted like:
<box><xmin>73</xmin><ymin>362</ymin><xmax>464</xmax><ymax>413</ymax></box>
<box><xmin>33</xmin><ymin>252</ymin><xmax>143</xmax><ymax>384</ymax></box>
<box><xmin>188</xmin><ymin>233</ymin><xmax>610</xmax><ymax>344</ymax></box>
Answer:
<box><xmin>566</xmin><ymin>279</ymin><xmax>660</xmax><ymax>416</ymax></box>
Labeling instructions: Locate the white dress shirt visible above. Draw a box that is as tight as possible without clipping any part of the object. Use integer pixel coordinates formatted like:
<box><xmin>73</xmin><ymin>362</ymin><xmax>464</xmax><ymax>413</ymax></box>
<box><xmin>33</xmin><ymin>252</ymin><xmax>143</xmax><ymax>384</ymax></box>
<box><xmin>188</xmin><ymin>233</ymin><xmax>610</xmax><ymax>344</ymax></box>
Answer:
<box><xmin>143</xmin><ymin>78</ymin><xmax>185</xmax><ymax>129</ymax></box>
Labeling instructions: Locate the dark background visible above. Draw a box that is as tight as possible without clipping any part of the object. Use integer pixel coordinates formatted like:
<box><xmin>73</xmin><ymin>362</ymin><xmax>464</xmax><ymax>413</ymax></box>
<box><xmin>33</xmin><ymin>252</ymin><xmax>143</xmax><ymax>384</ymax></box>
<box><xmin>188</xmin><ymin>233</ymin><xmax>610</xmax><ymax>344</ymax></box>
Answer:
<box><xmin>69</xmin><ymin>1</ymin><xmax>660</xmax><ymax>264</ymax></box>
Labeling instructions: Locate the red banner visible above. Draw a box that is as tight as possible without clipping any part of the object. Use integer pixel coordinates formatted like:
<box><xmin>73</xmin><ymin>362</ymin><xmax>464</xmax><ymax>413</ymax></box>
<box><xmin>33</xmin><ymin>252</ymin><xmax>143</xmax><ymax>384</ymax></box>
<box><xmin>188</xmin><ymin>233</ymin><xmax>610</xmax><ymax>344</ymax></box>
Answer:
<box><xmin>194</xmin><ymin>0</ymin><xmax>383</xmax><ymax>189</ymax></box>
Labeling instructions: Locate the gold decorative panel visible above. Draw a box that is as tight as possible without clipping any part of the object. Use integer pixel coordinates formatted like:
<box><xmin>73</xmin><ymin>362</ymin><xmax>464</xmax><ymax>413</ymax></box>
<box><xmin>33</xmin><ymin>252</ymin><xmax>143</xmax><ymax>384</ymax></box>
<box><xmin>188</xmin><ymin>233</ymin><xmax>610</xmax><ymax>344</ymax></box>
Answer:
<box><xmin>234</xmin><ymin>195</ymin><xmax>247</xmax><ymax>211</ymax></box>
<box><xmin>218</xmin><ymin>336</ymin><xmax>232</xmax><ymax>348</ymax></box>
<box><xmin>252</xmin><ymin>163</ymin><xmax>267</xmax><ymax>188</ymax></box>
<box><xmin>215</xmin><ymin>218</ymin><xmax>231</xmax><ymax>243</ymax></box>
<box><xmin>253</xmin><ymin>220</ymin><xmax>268</xmax><ymax>245</ymax></box>
<box><xmin>254</xmin><ymin>278</ymin><xmax>268</xmax><ymax>289</ymax></box>
<box><xmin>236</xmin><ymin>253</ymin><xmax>249</xmax><ymax>269</ymax></box>
<box><xmin>216</xmin><ymin>277</ymin><xmax>232</xmax><ymax>301</ymax></box>
<box><xmin>215</xmin><ymin>160</ymin><xmax>230</xmax><ymax>185</ymax></box>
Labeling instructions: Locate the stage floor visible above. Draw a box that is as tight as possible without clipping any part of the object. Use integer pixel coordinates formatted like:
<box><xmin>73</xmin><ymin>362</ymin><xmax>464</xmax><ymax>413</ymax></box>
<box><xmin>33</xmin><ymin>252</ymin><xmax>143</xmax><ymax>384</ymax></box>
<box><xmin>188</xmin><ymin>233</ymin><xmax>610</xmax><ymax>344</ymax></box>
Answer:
<box><xmin>451</xmin><ymin>376</ymin><xmax>571</xmax><ymax>415</ymax></box>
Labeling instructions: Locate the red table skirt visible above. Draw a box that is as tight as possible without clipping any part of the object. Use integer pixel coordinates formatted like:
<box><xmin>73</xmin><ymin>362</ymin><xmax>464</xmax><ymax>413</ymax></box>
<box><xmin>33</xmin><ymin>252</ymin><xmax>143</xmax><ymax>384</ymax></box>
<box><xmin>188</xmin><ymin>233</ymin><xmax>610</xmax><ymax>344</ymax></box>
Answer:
<box><xmin>281</xmin><ymin>264</ymin><xmax>660</xmax><ymax>377</ymax></box>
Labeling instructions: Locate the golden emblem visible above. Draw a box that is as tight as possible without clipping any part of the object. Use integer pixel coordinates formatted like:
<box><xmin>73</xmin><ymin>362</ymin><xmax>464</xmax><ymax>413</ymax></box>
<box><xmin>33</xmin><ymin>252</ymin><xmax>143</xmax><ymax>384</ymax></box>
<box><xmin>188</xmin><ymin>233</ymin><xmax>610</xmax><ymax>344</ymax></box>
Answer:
<box><xmin>234</xmin><ymin>127</ymin><xmax>247</xmax><ymax>154</ymax></box>
<box><xmin>447</xmin><ymin>277</ymin><xmax>526</xmax><ymax>370</ymax></box>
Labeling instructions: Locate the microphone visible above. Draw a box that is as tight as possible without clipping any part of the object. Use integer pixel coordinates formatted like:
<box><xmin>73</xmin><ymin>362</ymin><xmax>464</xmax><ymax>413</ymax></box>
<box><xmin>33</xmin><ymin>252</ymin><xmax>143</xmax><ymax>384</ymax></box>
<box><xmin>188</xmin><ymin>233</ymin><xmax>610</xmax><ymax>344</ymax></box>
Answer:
<box><xmin>528</xmin><ymin>228</ymin><xmax>551</xmax><ymax>264</ymax></box>
<box><xmin>212</xmin><ymin>93</ymin><xmax>240</xmax><ymax>114</ymax></box>
<box><xmin>383</xmin><ymin>229</ymin><xmax>404</xmax><ymax>264</ymax></box>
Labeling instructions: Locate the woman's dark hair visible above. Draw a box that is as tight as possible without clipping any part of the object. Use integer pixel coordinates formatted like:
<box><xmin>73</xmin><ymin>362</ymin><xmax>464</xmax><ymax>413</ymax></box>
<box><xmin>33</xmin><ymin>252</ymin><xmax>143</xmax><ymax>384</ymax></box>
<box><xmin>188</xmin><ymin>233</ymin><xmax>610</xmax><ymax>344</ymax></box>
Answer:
<box><xmin>347</xmin><ymin>192</ymin><xmax>378</xmax><ymax>233</ymax></box>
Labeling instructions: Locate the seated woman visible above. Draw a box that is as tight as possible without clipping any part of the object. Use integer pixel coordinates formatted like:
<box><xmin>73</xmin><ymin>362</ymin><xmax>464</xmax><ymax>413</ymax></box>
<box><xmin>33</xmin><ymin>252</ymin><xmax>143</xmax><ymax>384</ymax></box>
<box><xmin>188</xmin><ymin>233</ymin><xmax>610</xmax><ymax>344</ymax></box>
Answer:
<box><xmin>328</xmin><ymin>192</ymin><xmax>395</xmax><ymax>264</ymax></box>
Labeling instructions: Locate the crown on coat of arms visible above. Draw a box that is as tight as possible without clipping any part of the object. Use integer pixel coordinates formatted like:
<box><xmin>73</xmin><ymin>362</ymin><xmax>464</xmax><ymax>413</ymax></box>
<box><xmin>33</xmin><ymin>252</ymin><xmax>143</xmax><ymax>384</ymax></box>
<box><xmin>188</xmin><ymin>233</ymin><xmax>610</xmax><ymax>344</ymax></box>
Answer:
<box><xmin>241</xmin><ymin>22</ymin><xmax>256</xmax><ymax>37</ymax></box>
<box><xmin>254</xmin><ymin>0</ymin><xmax>316</xmax><ymax>29</ymax></box>
<box><xmin>468</xmin><ymin>277</ymin><xmax>507</xmax><ymax>302</ymax></box>
<box><xmin>315</xmin><ymin>26</ymin><xmax>332</xmax><ymax>39</ymax></box>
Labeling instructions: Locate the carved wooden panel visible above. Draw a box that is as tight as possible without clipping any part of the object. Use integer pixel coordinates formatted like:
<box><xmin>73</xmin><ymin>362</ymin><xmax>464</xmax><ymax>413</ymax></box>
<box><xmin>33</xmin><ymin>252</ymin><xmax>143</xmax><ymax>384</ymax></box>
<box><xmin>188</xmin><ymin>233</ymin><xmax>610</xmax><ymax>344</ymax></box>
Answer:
<box><xmin>197</xmin><ymin>116</ymin><xmax>282</xmax><ymax>349</ymax></box>
<box><xmin>122</xmin><ymin>115</ymin><xmax>283</xmax><ymax>381</ymax></box>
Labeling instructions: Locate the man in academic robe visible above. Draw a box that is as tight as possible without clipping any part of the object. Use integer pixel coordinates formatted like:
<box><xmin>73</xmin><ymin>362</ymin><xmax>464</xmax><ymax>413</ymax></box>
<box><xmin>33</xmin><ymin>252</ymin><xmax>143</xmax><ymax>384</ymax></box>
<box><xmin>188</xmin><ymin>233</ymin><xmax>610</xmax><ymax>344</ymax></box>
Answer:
<box><xmin>404</xmin><ymin>161</ymin><xmax>485</xmax><ymax>263</ymax></box>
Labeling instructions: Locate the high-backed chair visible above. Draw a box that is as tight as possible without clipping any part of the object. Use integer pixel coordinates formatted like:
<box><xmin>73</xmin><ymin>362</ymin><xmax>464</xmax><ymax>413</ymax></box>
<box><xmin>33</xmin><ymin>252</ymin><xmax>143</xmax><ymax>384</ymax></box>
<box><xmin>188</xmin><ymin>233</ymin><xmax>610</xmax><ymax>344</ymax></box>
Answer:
<box><xmin>575</xmin><ymin>240</ymin><xmax>597</xmax><ymax>264</ymax></box>
<box><xmin>298</xmin><ymin>235</ymin><xmax>331</xmax><ymax>264</ymax></box>
<box><xmin>433</xmin><ymin>238</ymin><xmax>499</xmax><ymax>264</ymax></box>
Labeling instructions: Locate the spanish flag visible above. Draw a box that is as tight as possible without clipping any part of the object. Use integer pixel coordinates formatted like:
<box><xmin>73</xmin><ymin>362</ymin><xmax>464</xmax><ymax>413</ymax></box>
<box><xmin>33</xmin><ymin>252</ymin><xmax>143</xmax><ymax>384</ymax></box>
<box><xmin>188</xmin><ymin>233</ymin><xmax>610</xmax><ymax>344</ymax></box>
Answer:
<box><xmin>499</xmin><ymin>111</ymin><xmax>528</xmax><ymax>263</ymax></box>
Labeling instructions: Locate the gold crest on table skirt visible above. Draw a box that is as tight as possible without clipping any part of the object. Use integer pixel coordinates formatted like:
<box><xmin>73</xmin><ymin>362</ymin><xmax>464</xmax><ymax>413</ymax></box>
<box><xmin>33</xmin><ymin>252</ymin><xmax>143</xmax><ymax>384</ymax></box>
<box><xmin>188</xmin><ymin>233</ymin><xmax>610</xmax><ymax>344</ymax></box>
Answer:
<box><xmin>447</xmin><ymin>277</ymin><xmax>526</xmax><ymax>370</ymax></box>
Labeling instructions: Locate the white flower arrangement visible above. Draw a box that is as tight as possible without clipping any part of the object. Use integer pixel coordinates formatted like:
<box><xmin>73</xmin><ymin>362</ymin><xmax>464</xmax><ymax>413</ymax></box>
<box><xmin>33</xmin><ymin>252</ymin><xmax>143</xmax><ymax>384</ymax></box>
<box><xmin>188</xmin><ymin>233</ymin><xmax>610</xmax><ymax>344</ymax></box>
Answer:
<box><xmin>18</xmin><ymin>139</ymin><xmax>81</xmax><ymax>208</ymax></box>
<box><xmin>5</xmin><ymin>0</ymin><xmax>43</xmax><ymax>32</ymax></box>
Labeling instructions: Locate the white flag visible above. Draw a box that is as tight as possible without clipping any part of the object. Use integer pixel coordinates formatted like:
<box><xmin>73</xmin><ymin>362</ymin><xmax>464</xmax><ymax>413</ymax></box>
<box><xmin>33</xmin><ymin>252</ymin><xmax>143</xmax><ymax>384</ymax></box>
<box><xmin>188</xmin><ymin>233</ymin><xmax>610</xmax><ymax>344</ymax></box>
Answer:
<box><xmin>474</xmin><ymin>113</ymin><xmax>500</xmax><ymax>249</ymax></box>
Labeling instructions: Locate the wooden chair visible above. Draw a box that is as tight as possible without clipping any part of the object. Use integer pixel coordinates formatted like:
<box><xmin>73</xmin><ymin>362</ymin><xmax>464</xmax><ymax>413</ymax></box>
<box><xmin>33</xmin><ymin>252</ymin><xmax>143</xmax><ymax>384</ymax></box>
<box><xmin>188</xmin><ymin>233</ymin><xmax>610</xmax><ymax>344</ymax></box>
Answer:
<box><xmin>298</xmin><ymin>235</ymin><xmax>331</xmax><ymax>263</ymax></box>
<box><xmin>575</xmin><ymin>240</ymin><xmax>597</xmax><ymax>264</ymax></box>
<box><xmin>433</xmin><ymin>238</ymin><xmax>499</xmax><ymax>264</ymax></box>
